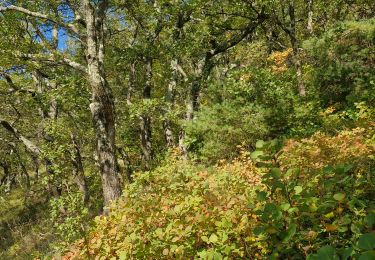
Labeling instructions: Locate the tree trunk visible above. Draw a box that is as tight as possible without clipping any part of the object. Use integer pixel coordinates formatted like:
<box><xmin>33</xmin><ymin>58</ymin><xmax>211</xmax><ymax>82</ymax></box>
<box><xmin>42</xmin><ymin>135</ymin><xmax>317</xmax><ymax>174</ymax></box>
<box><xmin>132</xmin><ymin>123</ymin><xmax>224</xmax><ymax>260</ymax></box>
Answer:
<box><xmin>163</xmin><ymin>119</ymin><xmax>175</xmax><ymax>149</ymax></box>
<box><xmin>179</xmin><ymin>60</ymin><xmax>207</xmax><ymax>158</ymax></box>
<box><xmin>117</xmin><ymin>147</ymin><xmax>133</xmax><ymax>183</ymax></box>
<box><xmin>0</xmin><ymin>163</ymin><xmax>10</xmax><ymax>189</ymax></box>
<box><xmin>127</xmin><ymin>61</ymin><xmax>136</xmax><ymax>106</ymax></box>
<box><xmin>307</xmin><ymin>0</ymin><xmax>314</xmax><ymax>35</ymax></box>
<box><xmin>32</xmin><ymin>69</ymin><xmax>61</xmax><ymax>196</ymax></box>
<box><xmin>139</xmin><ymin>57</ymin><xmax>153</xmax><ymax>169</ymax></box>
<box><xmin>288</xmin><ymin>2</ymin><xmax>306</xmax><ymax>96</ymax></box>
<box><xmin>13</xmin><ymin>146</ymin><xmax>30</xmax><ymax>188</ymax></box>
<box><xmin>163</xmin><ymin>60</ymin><xmax>177</xmax><ymax>148</ymax></box>
<box><xmin>71</xmin><ymin>133</ymin><xmax>90</xmax><ymax>204</ymax></box>
<box><xmin>84</xmin><ymin>0</ymin><xmax>121</xmax><ymax>207</ymax></box>
<box><xmin>33</xmin><ymin>156</ymin><xmax>39</xmax><ymax>179</ymax></box>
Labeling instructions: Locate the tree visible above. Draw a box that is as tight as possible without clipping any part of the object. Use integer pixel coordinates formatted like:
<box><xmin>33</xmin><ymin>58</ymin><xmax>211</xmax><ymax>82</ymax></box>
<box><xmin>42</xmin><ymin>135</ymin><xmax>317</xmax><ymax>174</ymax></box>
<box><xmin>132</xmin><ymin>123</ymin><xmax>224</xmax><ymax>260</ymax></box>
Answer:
<box><xmin>0</xmin><ymin>0</ymin><xmax>121</xmax><ymax>206</ymax></box>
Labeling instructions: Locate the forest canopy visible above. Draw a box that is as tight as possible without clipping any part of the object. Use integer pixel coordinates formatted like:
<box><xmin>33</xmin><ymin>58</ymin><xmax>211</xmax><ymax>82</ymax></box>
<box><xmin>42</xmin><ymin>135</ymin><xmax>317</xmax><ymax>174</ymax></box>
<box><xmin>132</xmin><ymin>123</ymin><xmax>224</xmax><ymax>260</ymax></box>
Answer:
<box><xmin>0</xmin><ymin>0</ymin><xmax>374</xmax><ymax>259</ymax></box>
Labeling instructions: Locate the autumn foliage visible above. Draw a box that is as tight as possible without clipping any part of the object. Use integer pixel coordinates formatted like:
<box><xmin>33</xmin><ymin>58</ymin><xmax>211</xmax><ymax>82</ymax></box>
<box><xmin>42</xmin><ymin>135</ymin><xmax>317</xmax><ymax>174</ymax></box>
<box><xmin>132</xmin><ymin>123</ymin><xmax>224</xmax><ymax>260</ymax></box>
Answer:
<box><xmin>65</xmin><ymin>124</ymin><xmax>375</xmax><ymax>259</ymax></box>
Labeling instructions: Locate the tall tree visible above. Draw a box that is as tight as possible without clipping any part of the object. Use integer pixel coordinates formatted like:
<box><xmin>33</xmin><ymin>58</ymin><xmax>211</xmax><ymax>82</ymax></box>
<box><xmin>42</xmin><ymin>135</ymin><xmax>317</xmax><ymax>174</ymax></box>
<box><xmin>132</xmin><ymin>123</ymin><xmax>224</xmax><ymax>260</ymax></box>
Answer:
<box><xmin>0</xmin><ymin>0</ymin><xmax>121</xmax><ymax>206</ymax></box>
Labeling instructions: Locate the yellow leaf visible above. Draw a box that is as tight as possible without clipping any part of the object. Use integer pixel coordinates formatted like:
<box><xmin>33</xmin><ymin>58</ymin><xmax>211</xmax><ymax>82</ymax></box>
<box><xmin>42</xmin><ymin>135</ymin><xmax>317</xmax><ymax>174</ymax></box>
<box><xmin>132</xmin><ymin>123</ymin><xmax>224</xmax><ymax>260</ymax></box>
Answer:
<box><xmin>325</xmin><ymin>224</ymin><xmax>338</xmax><ymax>232</ymax></box>
<box><xmin>324</xmin><ymin>212</ymin><xmax>335</xmax><ymax>219</ymax></box>
<box><xmin>162</xmin><ymin>248</ymin><xmax>169</xmax><ymax>256</ymax></box>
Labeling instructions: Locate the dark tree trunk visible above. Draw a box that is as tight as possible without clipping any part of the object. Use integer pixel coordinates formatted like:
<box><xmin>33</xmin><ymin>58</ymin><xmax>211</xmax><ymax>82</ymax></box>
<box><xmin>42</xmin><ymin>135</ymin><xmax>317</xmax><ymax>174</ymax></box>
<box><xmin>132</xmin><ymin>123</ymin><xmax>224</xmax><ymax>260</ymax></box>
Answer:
<box><xmin>127</xmin><ymin>61</ymin><xmax>136</xmax><ymax>106</ymax></box>
<box><xmin>117</xmin><ymin>147</ymin><xmax>133</xmax><ymax>183</ymax></box>
<box><xmin>139</xmin><ymin>57</ymin><xmax>153</xmax><ymax>169</ymax></box>
<box><xmin>13</xmin><ymin>147</ymin><xmax>30</xmax><ymax>188</ymax></box>
<box><xmin>1</xmin><ymin>163</ymin><xmax>15</xmax><ymax>193</ymax></box>
<box><xmin>71</xmin><ymin>133</ymin><xmax>90</xmax><ymax>204</ymax></box>
<box><xmin>0</xmin><ymin>162</ymin><xmax>10</xmax><ymax>187</ymax></box>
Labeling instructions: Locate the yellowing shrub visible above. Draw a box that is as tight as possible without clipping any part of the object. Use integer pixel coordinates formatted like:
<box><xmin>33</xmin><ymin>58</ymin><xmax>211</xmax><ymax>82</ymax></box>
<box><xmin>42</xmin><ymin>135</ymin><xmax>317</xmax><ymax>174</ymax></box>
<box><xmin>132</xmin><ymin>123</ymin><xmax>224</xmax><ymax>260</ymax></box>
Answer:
<box><xmin>280</xmin><ymin>125</ymin><xmax>375</xmax><ymax>172</ymax></box>
<box><xmin>67</xmin><ymin>158</ymin><xmax>264</xmax><ymax>259</ymax></box>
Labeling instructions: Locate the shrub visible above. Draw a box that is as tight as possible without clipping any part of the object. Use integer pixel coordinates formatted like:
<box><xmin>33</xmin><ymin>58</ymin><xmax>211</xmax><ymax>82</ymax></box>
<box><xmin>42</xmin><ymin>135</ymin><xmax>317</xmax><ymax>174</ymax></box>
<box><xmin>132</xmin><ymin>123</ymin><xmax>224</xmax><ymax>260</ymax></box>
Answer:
<box><xmin>304</xmin><ymin>19</ymin><xmax>375</xmax><ymax>106</ymax></box>
<box><xmin>67</xmin><ymin>156</ymin><xmax>264</xmax><ymax>259</ymax></box>
<box><xmin>66</xmin><ymin>124</ymin><xmax>375</xmax><ymax>259</ymax></box>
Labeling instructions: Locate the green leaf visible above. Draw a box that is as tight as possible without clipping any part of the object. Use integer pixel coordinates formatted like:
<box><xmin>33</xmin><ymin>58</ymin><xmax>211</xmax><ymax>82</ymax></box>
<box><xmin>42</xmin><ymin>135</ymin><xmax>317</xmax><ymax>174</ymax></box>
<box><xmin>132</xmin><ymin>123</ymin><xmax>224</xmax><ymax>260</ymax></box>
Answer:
<box><xmin>358</xmin><ymin>233</ymin><xmax>375</xmax><ymax>250</ymax></box>
<box><xmin>333</xmin><ymin>193</ymin><xmax>346</xmax><ymax>201</ymax></box>
<box><xmin>253</xmin><ymin>226</ymin><xmax>265</xmax><ymax>235</ymax></box>
<box><xmin>294</xmin><ymin>186</ymin><xmax>303</xmax><ymax>194</ymax></box>
<box><xmin>359</xmin><ymin>251</ymin><xmax>375</xmax><ymax>260</ymax></box>
<box><xmin>256</xmin><ymin>140</ymin><xmax>265</xmax><ymax>148</ymax></box>
<box><xmin>264</xmin><ymin>203</ymin><xmax>277</xmax><ymax>213</ymax></box>
<box><xmin>280</xmin><ymin>203</ymin><xmax>291</xmax><ymax>211</ymax></box>
<box><xmin>256</xmin><ymin>191</ymin><xmax>268</xmax><ymax>201</ymax></box>
<box><xmin>287</xmin><ymin>207</ymin><xmax>299</xmax><ymax>214</ymax></box>
<box><xmin>365</xmin><ymin>213</ymin><xmax>375</xmax><ymax>228</ymax></box>
<box><xmin>315</xmin><ymin>245</ymin><xmax>337</xmax><ymax>260</ymax></box>
<box><xmin>250</xmin><ymin>150</ymin><xmax>264</xmax><ymax>160</ymax></box>
<box><xmin>171</xmin><ymin>236</ymin><xmax>180</xmax><ymax>243</ymax></box>
<box><xmin>201</xmin><ymin>236</ymin><xmax>209</xmax><ymax>243</ymax></box>
<box><xmin>118</xmin><ymin>251</ymin><xmax>127</xmax><ymax>260</ymax></box>
<box><xmin>213</xmin><ymin>251</ymin><xmax>223</xmax><ymax>260</ymax></box>
<box><xmin>270</xmin><ymin>168</ymin><xmax>281</xmax><ymax>178</ymax></box>
<box><xmin>209</xmin><ymin>234</ymin><xmax>218</xmax><ymax>243</ymax></box>
<box><xmin>338</xmin><ymin>247</ymin><xmax>353</xmax><ymax>260</ymax></box>
<box><xmin>282</xmin><ymin>223</ymin><xmax>297</xmax><ymax>243</ymax></box>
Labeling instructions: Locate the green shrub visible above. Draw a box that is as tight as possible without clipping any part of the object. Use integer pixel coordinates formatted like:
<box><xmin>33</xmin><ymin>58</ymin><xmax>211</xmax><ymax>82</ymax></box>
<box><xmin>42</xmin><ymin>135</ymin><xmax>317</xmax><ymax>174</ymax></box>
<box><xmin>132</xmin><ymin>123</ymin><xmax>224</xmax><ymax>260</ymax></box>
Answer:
<box><xmin>304</xmin><ymin>19</ymin><xmax>375</xmax><ymax>106</ymax></box>
<box><xmin>185</xmin><ymin>101</ymin><xmax>269</xmax><ymax>162</ymax></box>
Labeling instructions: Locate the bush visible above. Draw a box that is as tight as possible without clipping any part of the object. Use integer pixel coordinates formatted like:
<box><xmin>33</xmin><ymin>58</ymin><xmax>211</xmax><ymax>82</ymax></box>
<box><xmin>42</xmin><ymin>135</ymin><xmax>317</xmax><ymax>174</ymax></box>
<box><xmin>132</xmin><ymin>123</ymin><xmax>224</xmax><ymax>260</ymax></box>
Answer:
<box><xmin>185</xmin><ymin>101</ymin><xmax>269</xmax><ymax>162</ymax></box>
<box><xmin>250</xmin><ymin>126</ymin><xmax>375</xmax><ymax>258</ymax></box>
<box><xmin>304</xmin><ymin>19</ymin><xmax>375</xmax><ymax>106</ymax></box>
<box><xmin>67</xmin><ymin>123</ymin><xmax>375</xmax><ymax>259</ymax></box>
<box><xmin>67</xmin><ymin>155</ymin><xmax>264</xmax><ymax>259</ymax></box>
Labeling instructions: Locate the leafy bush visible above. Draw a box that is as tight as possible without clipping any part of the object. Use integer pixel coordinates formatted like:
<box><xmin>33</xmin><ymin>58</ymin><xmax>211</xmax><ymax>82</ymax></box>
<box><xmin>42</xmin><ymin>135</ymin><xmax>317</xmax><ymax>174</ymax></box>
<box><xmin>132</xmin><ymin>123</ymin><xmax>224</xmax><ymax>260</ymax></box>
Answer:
<box><xmin>304</xmin><ymin>19</ymin><xmax>375</xmax><ymax>106</ymax></box>
<box><xmin>49</xmin><ymin>192</ymin><xmax>89</xmax><ymax>250</ymax></box>
<box><xmin>67</xmin><ymin>155</ymin><xmax>264</xmax><ymax>259</ymax></box>
<box><xmin>251</xmin><ymin>126</ymin><xmax>375</xmax><ymax>258</ymax></box>
<box><xmin>67</xmin><ymin>124</ymin><xmax>375</xmax><ymax>259</ymax></box>
<box><xmin>185</xmin><ymin>101</ymin><xmax>269</xmax><ymax>162</ymax></box>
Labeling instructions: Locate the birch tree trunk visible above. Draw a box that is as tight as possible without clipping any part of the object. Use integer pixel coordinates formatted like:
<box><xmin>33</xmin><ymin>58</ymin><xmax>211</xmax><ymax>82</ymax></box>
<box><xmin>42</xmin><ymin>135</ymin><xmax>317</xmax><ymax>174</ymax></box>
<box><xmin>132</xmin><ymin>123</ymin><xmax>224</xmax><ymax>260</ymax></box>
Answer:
<box><xmin>83</xmin><ymin>0</ymin><xmax>121</xmax><ymax>206</ymax></box>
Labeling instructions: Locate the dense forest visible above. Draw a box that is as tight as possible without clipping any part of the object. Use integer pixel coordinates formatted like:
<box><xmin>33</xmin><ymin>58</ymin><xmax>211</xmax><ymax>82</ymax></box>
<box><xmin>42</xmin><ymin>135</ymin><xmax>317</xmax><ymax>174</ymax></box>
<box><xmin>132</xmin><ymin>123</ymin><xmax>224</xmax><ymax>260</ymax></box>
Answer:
<box><xmin>0</xmin><ymin>0</ymin><xmax>374</xmax><ymax>259</ymax></box>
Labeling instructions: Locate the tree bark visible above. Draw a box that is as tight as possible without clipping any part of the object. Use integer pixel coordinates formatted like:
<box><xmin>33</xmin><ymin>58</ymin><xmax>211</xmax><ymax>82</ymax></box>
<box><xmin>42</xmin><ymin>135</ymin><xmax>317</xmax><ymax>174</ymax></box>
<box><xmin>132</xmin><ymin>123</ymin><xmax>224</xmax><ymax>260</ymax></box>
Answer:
<box><xmin>70</xmin><ymin>133</ymin><xmax>90</xmax><ymax>204</ymax></box>
<box><xmin>0</xmin><ymin>162</ymin><xmax>12</xmax><ymax>191</ymax></box>
<box><xmin>32</xmin><ymin>70</ymin><xmax>61</xmax><ymax>197</ymax></box>
<box><xmin>12</xmin><ymin>145</ymin><xmax>30</xmax><ymax>188</ymax></box>
<box><xmin>127</xmin><ymin>61</ymin><xmax>136</xmax><ymax>106</ymax></box>
<box><xmin>83</xmin><ymin>0</ymin><xmax>121</xmax><ymax>207</ymax></box>
<box><xmin>288</xmin><ymin>1</ymin><xmax>306</xmax><ymax>96</ymax></box>
<box><xmin>139</xmin><ymin>57</ymin><xmax>153</xmax><ymax>169</ymax></box>
<box><xmin>117</xmin><ymin>147</ymin><xmax>133</xmax><ymax>183</ymax></box>
<box><xmin>0</xmin><ymin>119</ymin><xmax>42</xmax><ymax>155</ymax></box>
<box><xmin>163</xmin><ymin>59</ymin><xmax>177</xmax><ymax>149</ymax></box>
<box><xmin>307</xmin><ymin>0</ymin><xmax>314</xmax><ymax>35</ymax></box>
